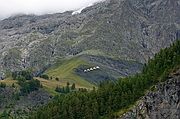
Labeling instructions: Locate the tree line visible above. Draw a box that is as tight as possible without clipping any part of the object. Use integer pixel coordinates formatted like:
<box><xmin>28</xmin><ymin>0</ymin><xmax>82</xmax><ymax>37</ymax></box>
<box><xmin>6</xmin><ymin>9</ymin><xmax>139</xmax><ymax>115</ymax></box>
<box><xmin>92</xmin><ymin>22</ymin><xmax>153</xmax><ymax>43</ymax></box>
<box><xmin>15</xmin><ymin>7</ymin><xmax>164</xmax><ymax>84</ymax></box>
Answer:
<box><xmin>28</xmin><ymin>40</ymin><xmax>180</xmax><ymax>119</ymax></box>
<box><xmin>12</xmin><ymin>70</ymin><xmax>41</xmax><ymax>95</ymax></box>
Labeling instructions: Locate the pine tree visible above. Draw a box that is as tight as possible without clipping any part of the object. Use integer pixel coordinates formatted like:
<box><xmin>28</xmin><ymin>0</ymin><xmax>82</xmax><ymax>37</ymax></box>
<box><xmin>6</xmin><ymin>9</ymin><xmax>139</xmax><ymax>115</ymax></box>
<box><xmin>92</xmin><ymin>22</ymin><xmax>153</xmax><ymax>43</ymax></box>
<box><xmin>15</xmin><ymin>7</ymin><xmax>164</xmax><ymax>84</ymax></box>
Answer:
<box><xmin>71</xmin><ymin>83</ymin><xmax>76</xmax><ymax>90</ymax></box>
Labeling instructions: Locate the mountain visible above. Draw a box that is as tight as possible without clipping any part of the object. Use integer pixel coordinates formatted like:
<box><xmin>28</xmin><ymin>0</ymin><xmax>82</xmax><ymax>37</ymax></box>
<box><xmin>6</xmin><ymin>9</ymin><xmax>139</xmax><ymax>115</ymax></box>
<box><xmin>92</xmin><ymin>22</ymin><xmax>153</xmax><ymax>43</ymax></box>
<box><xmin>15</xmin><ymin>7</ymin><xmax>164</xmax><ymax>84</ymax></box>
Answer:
<box><xmin>0</xmin><ymin>0</ymin><xmax>179</xmax><ymax>80</ymax></box>
<box><xmin>0</xmin><ymin>0</ymin><xmax>180</xmax><ymax>118</ymax></box>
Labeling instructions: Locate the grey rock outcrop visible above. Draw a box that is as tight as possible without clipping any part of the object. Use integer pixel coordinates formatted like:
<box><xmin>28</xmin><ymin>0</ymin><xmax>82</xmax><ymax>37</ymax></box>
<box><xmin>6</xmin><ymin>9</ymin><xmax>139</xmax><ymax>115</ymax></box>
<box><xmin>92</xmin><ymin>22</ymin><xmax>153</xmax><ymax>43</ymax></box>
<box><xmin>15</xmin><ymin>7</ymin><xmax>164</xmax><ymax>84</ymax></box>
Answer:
<box><xmin>119</xmin><ymin>70</ymin><xmax>180</xmax><ymax>119</ymax></box>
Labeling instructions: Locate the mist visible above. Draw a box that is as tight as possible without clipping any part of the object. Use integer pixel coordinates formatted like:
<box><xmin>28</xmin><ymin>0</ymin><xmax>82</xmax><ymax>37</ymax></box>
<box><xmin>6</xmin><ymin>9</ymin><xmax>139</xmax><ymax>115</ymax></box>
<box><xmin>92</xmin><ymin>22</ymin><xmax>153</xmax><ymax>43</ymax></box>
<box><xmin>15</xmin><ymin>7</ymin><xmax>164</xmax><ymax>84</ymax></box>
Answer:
<box><xmin>0</xmin><ymin>0</ymin><xmax>105</xmax><ymax>20</ymax></box>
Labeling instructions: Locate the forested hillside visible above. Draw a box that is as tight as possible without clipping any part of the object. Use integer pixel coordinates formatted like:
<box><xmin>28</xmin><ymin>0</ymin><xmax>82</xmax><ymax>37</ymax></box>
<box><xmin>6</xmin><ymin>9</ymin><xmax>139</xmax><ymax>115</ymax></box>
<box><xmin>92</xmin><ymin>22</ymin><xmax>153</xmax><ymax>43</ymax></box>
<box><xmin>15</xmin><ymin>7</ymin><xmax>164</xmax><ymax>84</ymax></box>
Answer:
<box><xmin>29</xmin><ymin>40</ymin><xmax>180</xmax><ymax>119</ymax></box>
<box><xmin>0</xmin><ymin>0</ymin><xmax>179</xmax><ymax>118</ymax></box>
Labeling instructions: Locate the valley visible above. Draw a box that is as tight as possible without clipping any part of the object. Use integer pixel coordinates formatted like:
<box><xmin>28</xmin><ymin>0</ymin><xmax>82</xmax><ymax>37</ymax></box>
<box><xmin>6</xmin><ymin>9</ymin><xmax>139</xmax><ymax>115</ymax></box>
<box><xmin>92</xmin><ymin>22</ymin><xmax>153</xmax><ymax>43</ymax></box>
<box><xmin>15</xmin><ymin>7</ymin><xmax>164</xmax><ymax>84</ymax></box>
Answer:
<box><xmin>0</xmin><ymin>0</ymin><xmax>179</xmax><ymax>118</ymax></box>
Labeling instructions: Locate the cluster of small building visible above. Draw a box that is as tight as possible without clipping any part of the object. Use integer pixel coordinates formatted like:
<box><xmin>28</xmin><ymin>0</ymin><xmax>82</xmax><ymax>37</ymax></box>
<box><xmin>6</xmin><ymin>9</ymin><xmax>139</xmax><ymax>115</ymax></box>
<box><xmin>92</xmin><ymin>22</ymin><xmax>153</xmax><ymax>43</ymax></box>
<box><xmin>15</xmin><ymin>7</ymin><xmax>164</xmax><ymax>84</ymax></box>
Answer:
<box><xmin>84</xmin><ymin>66</ymin><xmax>100</xmax><ymax>73</ymax></box>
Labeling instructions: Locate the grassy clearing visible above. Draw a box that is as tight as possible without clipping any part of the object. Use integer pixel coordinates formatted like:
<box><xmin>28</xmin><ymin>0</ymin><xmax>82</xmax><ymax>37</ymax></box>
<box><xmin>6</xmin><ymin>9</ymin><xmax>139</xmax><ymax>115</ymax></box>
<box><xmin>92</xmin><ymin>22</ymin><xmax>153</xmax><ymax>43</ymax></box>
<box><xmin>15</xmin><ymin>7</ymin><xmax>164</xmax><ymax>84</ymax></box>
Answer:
<box><xmin>45</xmin><ymin>57</ymin><xmax>95</xmax><ymax>89</ymax></box>
<box><xmin>0</xmin><ymin>77</ymin><xmax>59</xmax><ymax>96</ymax></box>
<box><xmin>0</xmin><ymin>56</ymin><xmax>95</xmax><ymax>96</ymax></box>
<box><xmin>35</xmin><ymin>77</ymin><xmax>63</xmax><ymax>95</ymax></box>
<box><xmin>0</xmin><ymin>78</ymin><xmax>17</xmax><ymax>86</ymax></box>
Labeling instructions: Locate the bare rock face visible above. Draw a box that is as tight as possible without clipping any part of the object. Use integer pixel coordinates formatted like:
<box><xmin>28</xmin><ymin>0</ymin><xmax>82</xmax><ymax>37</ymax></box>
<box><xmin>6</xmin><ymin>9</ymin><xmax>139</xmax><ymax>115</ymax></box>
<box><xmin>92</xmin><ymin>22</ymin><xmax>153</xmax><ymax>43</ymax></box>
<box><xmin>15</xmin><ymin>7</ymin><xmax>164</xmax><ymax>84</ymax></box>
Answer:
<box><xmin>0</xmin><ymin>0</ymin><xmax>179</xmax><ymax>76</ymax></box>
<box><xmin>120</xmin><ymin>70</ymin><xmax>180</xmax><ymax>119</ymax></box>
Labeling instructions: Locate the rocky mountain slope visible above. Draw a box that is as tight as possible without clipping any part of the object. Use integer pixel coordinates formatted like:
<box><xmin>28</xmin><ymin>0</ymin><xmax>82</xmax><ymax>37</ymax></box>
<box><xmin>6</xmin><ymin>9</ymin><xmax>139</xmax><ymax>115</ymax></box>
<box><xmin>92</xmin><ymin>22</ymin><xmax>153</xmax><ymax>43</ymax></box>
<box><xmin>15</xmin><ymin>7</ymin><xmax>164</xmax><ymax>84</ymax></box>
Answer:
<box><xmin>0</xmin><ymin>87</ymin><xmax>51</xmax><ymax>118</ymax></box>
<box><xmin>119</xmin><ymin>69</ymin><xmax>180</xmax><ymax>119</ymax></box>
<box><xmin>0</xmin><ymin>0</ymin><xmax>179</xmax><ymax>78</ymax></box>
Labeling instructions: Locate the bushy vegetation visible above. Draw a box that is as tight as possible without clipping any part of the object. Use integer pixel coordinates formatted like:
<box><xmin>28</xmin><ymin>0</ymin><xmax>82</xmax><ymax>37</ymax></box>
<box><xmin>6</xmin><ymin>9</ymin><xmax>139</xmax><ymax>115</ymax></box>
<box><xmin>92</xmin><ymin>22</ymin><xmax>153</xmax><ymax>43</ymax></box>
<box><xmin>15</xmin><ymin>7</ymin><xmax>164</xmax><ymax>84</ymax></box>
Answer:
<box><xmin>40</xmin><ymin>74</ymin><xmax>49</xmax><ymax>80</ymax></box>
<box><xmin>55</xmin><ymin>83</ymin><xmax>76</xmax><ymax>94</ymax></box>
<box><xmin>18</xmin><ymin>79</ymin><xmax>41</xmax><ymax>95</ymax></box>
<box><xmin>29</xmin><ymin>40</ymin><xmax>180</xmax><ymax>119</ymax></box>
<box><xmin>0</xmin><ymin>110</ymin><xmax>9</xmax><ymax>119</ymax></box>
<box><xmin>0</xmin><ymin>82</ymin><xmax>6</xmax><ymax>88</ymax></box>
<box><xmin>12</xmin><ymin>70</ymin><xmax>33</xmax><ymax>80</ymax></box>
<box><xmin>12</xmin><ymin>70</ymin><xmax>41</xmax><ymax>95</ymax></box>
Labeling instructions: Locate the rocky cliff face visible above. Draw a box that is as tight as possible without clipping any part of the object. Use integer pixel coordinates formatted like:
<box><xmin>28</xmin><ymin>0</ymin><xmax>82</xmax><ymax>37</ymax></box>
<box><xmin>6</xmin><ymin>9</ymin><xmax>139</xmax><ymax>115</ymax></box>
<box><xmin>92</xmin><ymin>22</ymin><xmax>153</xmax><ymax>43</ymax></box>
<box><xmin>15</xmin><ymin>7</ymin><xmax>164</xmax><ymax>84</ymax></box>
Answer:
<box><xmin>0</xmin><ymin>0</ymin><xmax>179</xmax><ymax>76</ymax></box>
<box><xmin>119</xmin><ymin>69</ymin><xmax>180</xmax><ymax>119</ymax></box>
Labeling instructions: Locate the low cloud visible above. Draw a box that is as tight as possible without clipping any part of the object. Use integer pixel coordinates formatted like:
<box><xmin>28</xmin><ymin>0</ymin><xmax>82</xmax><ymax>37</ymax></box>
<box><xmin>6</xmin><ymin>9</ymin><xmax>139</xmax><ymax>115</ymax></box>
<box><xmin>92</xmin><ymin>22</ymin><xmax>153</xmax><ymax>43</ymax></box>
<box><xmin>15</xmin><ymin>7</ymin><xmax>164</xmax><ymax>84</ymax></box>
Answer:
<box><xmin>0</xmin><ymin>0</ymin><xmax>105</xmax><ymax>20</ymax></box>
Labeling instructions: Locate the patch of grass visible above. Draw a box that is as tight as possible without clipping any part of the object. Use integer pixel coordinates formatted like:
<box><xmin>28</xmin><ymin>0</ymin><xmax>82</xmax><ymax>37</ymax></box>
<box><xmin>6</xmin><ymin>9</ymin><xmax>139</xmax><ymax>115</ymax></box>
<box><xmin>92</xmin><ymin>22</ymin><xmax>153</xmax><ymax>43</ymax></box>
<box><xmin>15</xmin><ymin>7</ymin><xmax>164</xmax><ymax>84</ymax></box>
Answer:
<box><xmin>45</xmin><ymin>57</ymin><xmax>95</xmax><ymax>89</ymax></box>
<box><xmin>0</xmin><ymin>78</ymin><xmax>17</xmax><ymax>87</ymax></box>
<box><xmin>35</xmin><ymin>77</ymin><xmax>64</xmax><ymax>89</ymax></box>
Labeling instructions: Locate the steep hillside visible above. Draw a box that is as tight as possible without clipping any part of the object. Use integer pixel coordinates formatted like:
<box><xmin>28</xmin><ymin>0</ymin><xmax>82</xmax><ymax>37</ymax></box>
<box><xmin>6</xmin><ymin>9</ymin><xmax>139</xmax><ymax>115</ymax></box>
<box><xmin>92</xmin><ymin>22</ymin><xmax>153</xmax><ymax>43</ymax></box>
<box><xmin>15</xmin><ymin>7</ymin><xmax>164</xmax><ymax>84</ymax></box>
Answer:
<box><xmin>0</xmin><ymin>86</ymin><xmax>51</xmax><ymax>119</ymax></box>
<box><xmin>0</xmin><ymin>0</ymin><xmax>179</xmax><ymax>118</ymax></box>
<box><xmin>28</xmin><ymin>40</ymin><xmax>180</xmax><ymax>119</ymax></box>
<box><xmin>119</xmin><ymin>69</ymin><xmax>180</xmax><ymax>119</ymax></box>
<box><xmin>0</xmin><ymin>0</ymin><xmax>179</xmax><ymax>78</ymax></box>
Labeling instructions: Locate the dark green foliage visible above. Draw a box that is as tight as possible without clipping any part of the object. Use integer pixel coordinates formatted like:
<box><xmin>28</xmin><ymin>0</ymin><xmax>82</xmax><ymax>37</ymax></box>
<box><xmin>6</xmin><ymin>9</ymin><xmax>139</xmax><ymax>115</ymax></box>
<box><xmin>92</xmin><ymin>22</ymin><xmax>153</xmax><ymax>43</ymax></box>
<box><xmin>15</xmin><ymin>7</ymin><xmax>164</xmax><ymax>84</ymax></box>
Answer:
<box><xmin>66</xmin><ymin>82</ymin><xmax>70</xmax><ymax>93</ymax></box>
<box><xmin>12</xmin><ymin>70</ymin><xmax>33</xmax><ymax>80</ymax></box>
<box><xmin>29</xmin><ymin>40</ymin><xmax>180</xmax><ymax>119</ymax></box>
<box><xmin>55</xmin><ymin>86</ymin><xmax>62</xmax><ymax>93</ymax></box>
<box><xmin>19</xmin><ymin>79</ymin><xmax>41</xmax><ymax>95</ymax></box>
<box><xmin>11</xmin><ymin>83</ymin><xmax>15</xmax><ymax>88</ymax></box>
<box><xmin>13</xmin><ymin>92</ymin><xmax>20</xmax><ymax>100</ymax></box>
<box><xmin>71</xmin><ymin>83</ymin><xmax>76</xmax><ymax>90</ymax></box>
<box><xmin>12</xmin><ymin>70</ymin><xmax>41</xmax><ymax>95</ymax></box>
<box><xmin>16</xmin><ymin>76</ymin><xmax>26</xmax><ymax>85</ymax></box>
<box><xmin>55</xmin><ymin>82</ymin><xmax>76</xmax><ymax>94</ymax></box>
<box><xmin>40</xmin><ymin>74</ymin><xmax>49</xmax><ymax>80</ymax></box>
<box><xmin>55</xmin><ymin>86</ymin><xmax>66</xmax><ymax>94</ymax></box>
<box><xmin>0</xmin><ymin>110</ymin><xmax>9</xmax><ymax>119</ymax></box>
<box><xmin>78</xmin><ymin>88</ymin><xmax>88</xmax><ymax>92</ymax></box>
<box><xmin>55</xmin><ymin>77</ymin><xmax>59</xmax><ymax>81</ymax></box>
<box><xmin>0</xmin><ymin>82</ymin><xmax>6</xmax><ymax>88</ymax></box>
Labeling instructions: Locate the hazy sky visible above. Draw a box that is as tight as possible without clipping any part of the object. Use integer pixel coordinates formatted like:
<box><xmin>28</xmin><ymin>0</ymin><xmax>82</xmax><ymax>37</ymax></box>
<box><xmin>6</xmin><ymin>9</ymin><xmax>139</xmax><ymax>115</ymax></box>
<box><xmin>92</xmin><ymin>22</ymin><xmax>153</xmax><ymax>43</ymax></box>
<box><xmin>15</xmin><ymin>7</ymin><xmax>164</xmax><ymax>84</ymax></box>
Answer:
<box><xmin>0</xmin><ymin>0</ymin><xmax>105</xmax><ymax>20</ymax></box>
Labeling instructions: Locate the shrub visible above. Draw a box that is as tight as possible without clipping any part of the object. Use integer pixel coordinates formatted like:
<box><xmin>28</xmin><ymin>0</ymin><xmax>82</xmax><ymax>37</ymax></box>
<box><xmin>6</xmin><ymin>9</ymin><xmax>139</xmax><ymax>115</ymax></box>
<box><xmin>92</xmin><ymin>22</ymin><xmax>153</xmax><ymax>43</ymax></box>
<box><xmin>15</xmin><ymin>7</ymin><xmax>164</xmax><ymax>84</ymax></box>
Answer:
<box><xmin>12</xmin><ymin>70</ymin><xmax>33</xmax><ymax>80</ymax></box>
<box><xmin>55</xmin><ymin>77</ymin><xmax>59</xmax><ymax>81</ymax></box>
<box><xmin>40</xmin><ymin>74</ymin><xmax>49</xmax><ymax>80</ymax></box>
<box><xmin>0</xmin><ymin>82</ymin><xmax>6</xmax><ymax>88</ymax></box>
<box><xmin>19</xmin><ymin>79</ymin><xmax>41</xmax><ymax>95</ymax></box>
